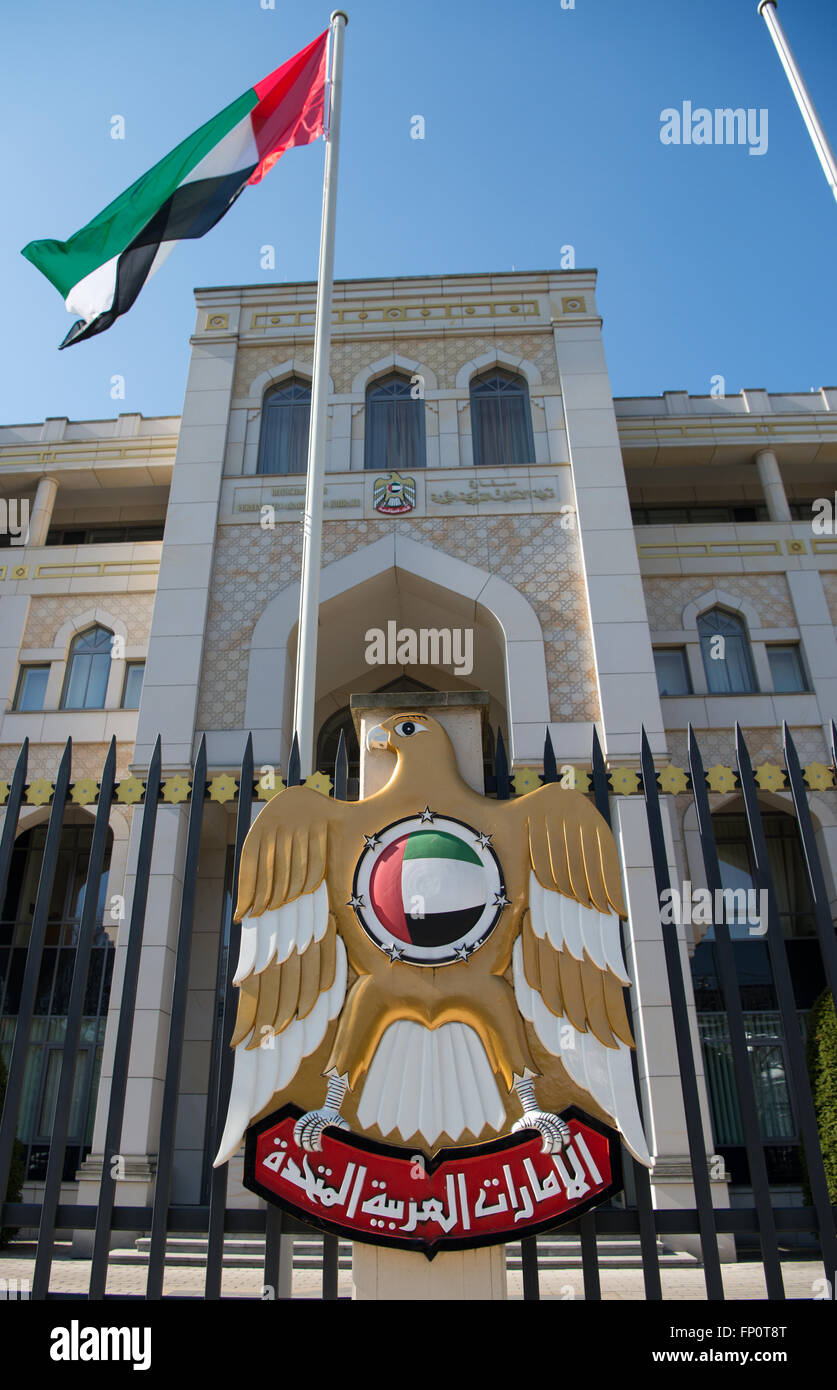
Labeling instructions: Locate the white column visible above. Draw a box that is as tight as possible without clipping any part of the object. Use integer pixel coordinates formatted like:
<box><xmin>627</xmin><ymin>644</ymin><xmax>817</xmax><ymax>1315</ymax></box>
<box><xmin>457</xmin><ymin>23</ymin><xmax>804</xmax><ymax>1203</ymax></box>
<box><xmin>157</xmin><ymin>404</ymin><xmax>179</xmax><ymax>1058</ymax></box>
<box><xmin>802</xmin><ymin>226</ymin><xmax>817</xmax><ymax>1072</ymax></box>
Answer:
<box><xmin>27</xmin><ymin>474</ymin><xmax>59</xmax><ymax>547</ymax></box>
<box><xmin>755</xmin><ymin>448</ymin><xmax>791</xmax><ymax>522</ymax></box>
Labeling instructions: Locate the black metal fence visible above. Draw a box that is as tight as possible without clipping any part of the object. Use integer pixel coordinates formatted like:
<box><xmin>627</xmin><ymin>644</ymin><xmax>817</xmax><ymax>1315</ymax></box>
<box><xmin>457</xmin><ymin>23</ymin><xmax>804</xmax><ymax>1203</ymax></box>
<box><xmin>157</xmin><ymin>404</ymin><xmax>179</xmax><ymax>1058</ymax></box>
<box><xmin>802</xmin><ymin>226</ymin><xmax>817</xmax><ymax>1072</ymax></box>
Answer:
<box><xmin>1</xmin><ymin>721</ymin><xmax>836</xmax><ymax>1300</ymax></box>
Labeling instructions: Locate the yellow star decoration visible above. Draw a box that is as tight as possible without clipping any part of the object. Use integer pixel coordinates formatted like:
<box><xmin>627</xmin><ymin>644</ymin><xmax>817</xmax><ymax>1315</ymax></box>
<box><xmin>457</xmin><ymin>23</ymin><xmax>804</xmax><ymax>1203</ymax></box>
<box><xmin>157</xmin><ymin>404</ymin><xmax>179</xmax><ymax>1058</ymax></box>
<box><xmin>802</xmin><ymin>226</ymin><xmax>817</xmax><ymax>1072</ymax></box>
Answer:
<box><xmin>705</xmin><ymin>765</ymin><xmax>737</xmax><ymax>794</ymax></box>
<box><xmin>561</xmin><ymin>767</ymin><xmax>592</xmax><ymax>793</ymax></box>
<box><xmin>162</xmin><ymin>776</ymin><xmax>191</xmax><ymax>805</ymax></box>
<box><xmin>115</xmin><ymin>775</ymin><xmax>145</xmax><ymax>805</ymax></box>
<box><xmin>610</xmin><ymin>768</ymin><xmax>640</xmax><ymax>796</ymax></box>
<box><xmin>803</xmin><ymin>761</ymin><xmax>834</xmax><ymax>791</ymax></box>
<box><xmin>754</xmin><ymin>763</ymin><xmax>786</xmax><ymax>793</ymax></box>
<box><xmin>656</xmin><ymin>764</ymin><xmax>690</xmax><ymax>795</ymax></box>
<box><xmin>512</xmin><ymin>767</ymin><xmax>541</xmax><ymax>795</ymax></box>
<box><xmin>70</xmin><ymin>778</ymin><xmax>99</xmax><ymax>806</ymax></box>
<box><xmin>254</xmin><ymin>775</ymin><xmax>285</xmax><ymax>802</ymax></box>
<box><xmin>26</xmin><ymin>778</ymin><xmax>54</xmax><ymax>806</ymax></box>
<box><xmin>0</xmin><ymin>780</ymin><xmax>10</xmax><ymax>805</ymax></box>
<box><xmin>208</xmin><ymin>773</ymin><xmax>238</xmax><ymax>805</ymax></box>
<box><xmin>305</xmin><ymin>771</ymin><xmax>333</xmax><ymax>796</ymax></box>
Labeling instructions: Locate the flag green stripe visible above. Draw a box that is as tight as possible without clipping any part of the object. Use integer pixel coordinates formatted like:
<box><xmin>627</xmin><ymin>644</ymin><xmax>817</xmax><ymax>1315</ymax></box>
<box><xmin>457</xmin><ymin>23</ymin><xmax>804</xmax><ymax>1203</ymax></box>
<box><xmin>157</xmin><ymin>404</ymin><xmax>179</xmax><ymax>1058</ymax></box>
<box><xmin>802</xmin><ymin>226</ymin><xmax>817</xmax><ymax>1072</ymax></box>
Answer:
<box><xmin>402</xmin><ymin>831</ymin><xmax>482</xmax><ymax>866</ymax></box>
<box><xmin>21</xmin><ymin>87</ymin><xmax>258</xmax><ymax>298</ymax></box>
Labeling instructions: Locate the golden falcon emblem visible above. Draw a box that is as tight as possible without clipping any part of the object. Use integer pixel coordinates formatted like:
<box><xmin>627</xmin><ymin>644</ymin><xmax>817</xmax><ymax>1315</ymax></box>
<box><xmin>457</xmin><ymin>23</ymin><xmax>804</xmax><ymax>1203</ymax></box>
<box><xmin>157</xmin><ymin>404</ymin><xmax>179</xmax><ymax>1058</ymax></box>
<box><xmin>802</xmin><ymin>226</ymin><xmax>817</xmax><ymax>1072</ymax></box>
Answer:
<box><xmin>373</xmin><ymin>471</ymin><xmax>416</xmax><ymax>514</ymax></box>
<box><xmin>215</xmin><ymin>714</ymin><xmax>651</xmax><ymax>1166</ymax></box>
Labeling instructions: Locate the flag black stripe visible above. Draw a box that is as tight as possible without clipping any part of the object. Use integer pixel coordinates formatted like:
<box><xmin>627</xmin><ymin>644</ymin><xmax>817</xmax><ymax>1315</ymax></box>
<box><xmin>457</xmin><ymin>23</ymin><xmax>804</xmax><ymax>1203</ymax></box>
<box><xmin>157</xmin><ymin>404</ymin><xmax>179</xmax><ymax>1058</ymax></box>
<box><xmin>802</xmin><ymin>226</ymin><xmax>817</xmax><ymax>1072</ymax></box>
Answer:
<box><xmin>61</xmin><ymin>166</ymin><xmax>257</xmax><ymax>348</ymax></box>
<box><xmin>405</xmin><ymin>905</ymin><xmax>484</xmax><ymax>948</ymax></box>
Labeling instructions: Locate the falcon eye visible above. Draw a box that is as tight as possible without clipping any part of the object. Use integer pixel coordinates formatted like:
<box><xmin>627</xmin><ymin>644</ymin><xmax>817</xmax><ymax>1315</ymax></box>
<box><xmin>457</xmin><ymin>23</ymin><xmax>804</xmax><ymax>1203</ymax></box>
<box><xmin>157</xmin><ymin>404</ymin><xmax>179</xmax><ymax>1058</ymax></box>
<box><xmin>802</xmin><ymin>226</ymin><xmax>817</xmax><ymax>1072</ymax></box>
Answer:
<box><xmin>394</xmin><ymin>720</ymin><xmax>426</xmax><ymax>738</ymax></box>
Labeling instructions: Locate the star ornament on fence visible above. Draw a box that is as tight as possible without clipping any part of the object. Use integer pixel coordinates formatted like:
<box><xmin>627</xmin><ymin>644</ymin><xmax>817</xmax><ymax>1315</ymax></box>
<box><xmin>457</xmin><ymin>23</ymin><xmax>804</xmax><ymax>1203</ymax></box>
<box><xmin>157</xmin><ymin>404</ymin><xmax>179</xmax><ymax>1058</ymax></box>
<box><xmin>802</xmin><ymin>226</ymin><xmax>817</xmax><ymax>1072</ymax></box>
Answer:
<box><xmin>705</xmin><ymin>764</ymin><xmax>738</xmax><ymax>794</ymax></box>
<box><xmin>162</xmin><ymin>775</ymin><xmax>191</xmax><ymax>805</ymax></box>
<box><xmin>803</xmin><ymin>761</ymin><xmax>834</xmax><ymax>791</ymax></box>
<box><xmin>656</xmin><ymin>764</ymin><xmax>690</xmax><ymax>796</ymax></box>
<box><xmin>754</xmin><ymin>763</ymin><xmax>786</xmax><ymax>793</ymax></box>
<box><xmin>208</xmin><ymin>773</ymin><xmax>238</xmax><ymax>805</ymax></box>
<box><xmin>70</xmin><ymin>777</ymin><xmax>100</xmax><ymax>806</ymax></box>
<box><xmin>115</xmin><ymin>775</ymin><xmax>145</xmax><ymax>806</ymax></box>
<box><xmin>26</xmin><ymin>778</ymin><xmax>54</xmax><ymax>807</ymax></box>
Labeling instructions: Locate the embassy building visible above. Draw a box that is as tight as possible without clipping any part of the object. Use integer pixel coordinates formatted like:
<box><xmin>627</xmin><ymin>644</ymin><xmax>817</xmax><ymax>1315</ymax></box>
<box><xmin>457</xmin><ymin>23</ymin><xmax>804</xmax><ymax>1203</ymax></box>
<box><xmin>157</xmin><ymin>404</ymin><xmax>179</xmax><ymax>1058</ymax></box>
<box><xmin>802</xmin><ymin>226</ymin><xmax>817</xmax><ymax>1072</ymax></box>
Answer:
<box><xmin>1</xmin><ymin>268</ymin><xmax>836</xmax><ymax>1262</ymax></box>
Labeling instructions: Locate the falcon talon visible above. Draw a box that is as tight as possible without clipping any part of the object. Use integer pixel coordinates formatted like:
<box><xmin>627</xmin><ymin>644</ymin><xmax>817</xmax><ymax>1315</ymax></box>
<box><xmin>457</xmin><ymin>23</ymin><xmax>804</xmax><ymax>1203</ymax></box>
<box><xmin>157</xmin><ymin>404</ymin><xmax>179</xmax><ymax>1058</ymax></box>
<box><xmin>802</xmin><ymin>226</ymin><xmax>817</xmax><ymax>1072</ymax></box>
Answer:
<box><xmin>512</xmin><ymin>1110</ymin><xmax>572</xmax><ymax>1154</ymax></box>
<box><xmin>293</xmin><ymin>1108</ymin><xmax>349</xmax><ymax>1153</ymax></box>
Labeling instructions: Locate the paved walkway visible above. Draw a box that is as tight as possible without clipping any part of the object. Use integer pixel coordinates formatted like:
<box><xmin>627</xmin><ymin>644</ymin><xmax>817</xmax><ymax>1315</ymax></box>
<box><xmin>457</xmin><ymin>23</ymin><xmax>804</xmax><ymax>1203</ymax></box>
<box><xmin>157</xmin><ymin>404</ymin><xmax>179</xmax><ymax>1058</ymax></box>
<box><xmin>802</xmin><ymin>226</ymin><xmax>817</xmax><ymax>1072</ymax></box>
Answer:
<box><xmin>0</xmin><ymin>1248</ymin><xmax>826</xmax><ymax>1300</ymax></box>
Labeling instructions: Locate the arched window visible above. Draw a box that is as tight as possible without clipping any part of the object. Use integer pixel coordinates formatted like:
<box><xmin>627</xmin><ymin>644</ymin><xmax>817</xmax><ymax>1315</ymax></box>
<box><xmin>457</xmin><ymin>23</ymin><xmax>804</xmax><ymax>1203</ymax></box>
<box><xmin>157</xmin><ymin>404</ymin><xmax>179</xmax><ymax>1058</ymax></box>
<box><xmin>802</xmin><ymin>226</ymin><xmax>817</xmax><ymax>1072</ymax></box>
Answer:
<box><xmin>364</xmin><ymin>373</ymin><xmax>425</xmax><ymax>472</ymax></box>
<box><xmin>257</xmin><ymin>377</ymin><xmax>311</xmax><ymax>475</ymax></box>
<box><xmin>697</xmin><ymin>608</ymin><xmax>757</xmax><ymax>694</ymax></box>
<box><xmin>470</xmin><ymin>369</ymin><xmax>535</xmax><ymax>468</ymax></box>
<box><xmin>61</xmin><ymin>626</ymin><xmax>113</xmax><ymax>709</ymax></box>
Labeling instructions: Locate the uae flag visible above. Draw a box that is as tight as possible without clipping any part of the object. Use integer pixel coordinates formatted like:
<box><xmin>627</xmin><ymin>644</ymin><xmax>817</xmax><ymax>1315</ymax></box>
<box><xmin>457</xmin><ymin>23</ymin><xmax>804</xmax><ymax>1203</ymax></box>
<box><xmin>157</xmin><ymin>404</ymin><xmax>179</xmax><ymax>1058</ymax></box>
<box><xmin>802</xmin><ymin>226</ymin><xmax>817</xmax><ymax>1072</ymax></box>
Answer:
<box><xmin>21</xmin><ymin>29</ymin><xmax>328</xmax><ymax>348</ymax></box>
<box><xmin>370</xmin><ymin>831</ymin><xmax>489</xmax><ymax>949</ymax></box>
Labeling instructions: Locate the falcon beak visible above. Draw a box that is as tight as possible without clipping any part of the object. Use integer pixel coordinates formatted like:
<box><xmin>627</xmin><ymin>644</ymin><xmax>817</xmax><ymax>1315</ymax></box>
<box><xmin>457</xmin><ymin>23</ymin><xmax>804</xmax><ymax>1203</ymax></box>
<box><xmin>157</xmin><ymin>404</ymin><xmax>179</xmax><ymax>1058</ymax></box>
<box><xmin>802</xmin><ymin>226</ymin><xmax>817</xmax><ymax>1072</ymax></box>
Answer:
<box><xmin>366</xmin><ymin>723</ymin><xmax>391</xmax><ymax>752</ymax></box>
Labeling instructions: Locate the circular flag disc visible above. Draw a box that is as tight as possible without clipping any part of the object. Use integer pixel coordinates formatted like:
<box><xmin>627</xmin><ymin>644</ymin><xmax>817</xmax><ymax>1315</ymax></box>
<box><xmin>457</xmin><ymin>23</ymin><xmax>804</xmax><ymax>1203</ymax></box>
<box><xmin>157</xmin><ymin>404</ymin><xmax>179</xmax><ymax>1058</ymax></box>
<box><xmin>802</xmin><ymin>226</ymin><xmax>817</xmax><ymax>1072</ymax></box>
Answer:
<box><xmin>351</xmin><ymin>814</ymin><xmax>507</xmax><ymax>965</ymax></box>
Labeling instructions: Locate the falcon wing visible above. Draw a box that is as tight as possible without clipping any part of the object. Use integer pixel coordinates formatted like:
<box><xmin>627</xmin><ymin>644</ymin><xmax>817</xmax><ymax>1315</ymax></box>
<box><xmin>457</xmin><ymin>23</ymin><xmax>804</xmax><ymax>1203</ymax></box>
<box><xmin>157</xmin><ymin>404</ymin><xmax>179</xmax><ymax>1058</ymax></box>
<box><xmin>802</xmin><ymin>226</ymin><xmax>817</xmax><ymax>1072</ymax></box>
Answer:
<box><xmin>508</xmin><ymin>785</ymin><xmax>651</xmax><ymax>1166</ymax></box>
<box><xmin>213</xmin><ymin>787</ymin><xmax>348</xmax><ymax>1166</ymax></box>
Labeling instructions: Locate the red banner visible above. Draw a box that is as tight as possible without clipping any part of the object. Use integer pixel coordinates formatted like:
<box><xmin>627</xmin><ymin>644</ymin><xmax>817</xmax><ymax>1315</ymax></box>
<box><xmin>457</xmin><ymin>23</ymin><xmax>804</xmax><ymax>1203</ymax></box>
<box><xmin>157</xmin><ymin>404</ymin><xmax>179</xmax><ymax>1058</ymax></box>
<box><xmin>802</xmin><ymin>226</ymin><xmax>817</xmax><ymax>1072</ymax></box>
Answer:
<box><xmin>244</xmin><ymin>1105</ymin><xmax>621</xmax><ymax>1257</ymax></box>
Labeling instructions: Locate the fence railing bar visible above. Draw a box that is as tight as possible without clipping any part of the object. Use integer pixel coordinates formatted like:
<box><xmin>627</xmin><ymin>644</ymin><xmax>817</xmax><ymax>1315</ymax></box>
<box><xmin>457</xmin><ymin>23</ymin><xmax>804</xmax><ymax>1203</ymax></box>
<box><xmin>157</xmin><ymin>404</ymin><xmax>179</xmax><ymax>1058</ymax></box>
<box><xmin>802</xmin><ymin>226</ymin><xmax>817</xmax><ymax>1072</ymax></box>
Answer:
<box><xmin>687</xmin><ymin>725</ymin><xmax>785</xmax><ymax>1299</ymax></box>
<box><xmin>578</xmin><ymin>1211</ymin><xmax>601</xmax><ymax>1300</ymax></box>
<box><xmin>0</xmin><ymin>738</ymin><xmax>72</xmax><ymax>1213</ymax></box>
<box><xmin>88</xmin><ymin>736</ymin><xmax>163</xmax><ymax>1300</ymax></box>
<box><xmin>0</xmin><ymin>738</ymin><xmax>28</xmax><ymax>914</ymax></box>
<box><xmin>263</xmin><ymin>1204</ymin><xmax>283</xmax><ymax>1298</ymax></box>
<box><xmin>520</xmin><ymin>1235</ymin><xmax>540</xmax><ymax>1300</ymax></box>
<box><xmin>145</xmin><ymin>735</ymin><xmax>208</xmax><ymax>1300</ymax></box>
<box><xmin>205</xmin><ymin>733</ymin><xmax>254</xmax><ymax>1300</ymax></box>
<box><xmin>640</xmin><ymin>727</ymin><xmax>724</xmax><ymax>1300</ymax></box>
<box><xmin>785</xmin><ymin>723</ymin><xmax>837</xmax><ymax>1009</ymax></box>
<box><xmin>322</xmin><ymin>1233</ymin><xmax>339</xmax><ymax>1300</ymax></box>
<box><xmin>333</xmin><ymin>729</ymin><xmax>348</xmax><ymax>802</ymax></box>
<box><xmin>31</xmin><ymin>737</ymin><xmax>118</xmax><ymax>1301</ymax></box>
<box><xmin>494</xmin><ymin>727</ymin><xmax>510</xmax><ymax>800</ymax></box>
<box><xmin>735</xmin><ymin>723</ymin><xmax>837</xmax><ymax>1288</ymax></box>
<box><xmin>542</xmin><ymin>729</ymin><xmax>557</xmax><ymax>785</ymax></box>
<box><xmin>592</xmin><ymin>728</ymin><xmax>662</xmax><ymax>1301</ymax></box>
<box><xmin>287</xmin><ymin>733</ymin><xmax>300</xmax><ymax>790</ymax></box>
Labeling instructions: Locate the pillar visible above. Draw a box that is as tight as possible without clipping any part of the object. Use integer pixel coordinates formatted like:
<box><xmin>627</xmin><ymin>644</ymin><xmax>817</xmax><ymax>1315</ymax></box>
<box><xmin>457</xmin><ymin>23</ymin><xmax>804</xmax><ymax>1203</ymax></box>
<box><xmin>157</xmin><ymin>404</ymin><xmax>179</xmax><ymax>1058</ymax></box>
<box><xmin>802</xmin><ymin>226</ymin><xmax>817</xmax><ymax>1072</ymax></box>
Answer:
<box><xmin>26</xmin><ymin>475</ymin><xmax>59</xmax><ymax>547</ymax></box>
<box><xmin>755</xmin><ymin>448</ymin><xmax>791</xmax><ymax>522</ymax></box>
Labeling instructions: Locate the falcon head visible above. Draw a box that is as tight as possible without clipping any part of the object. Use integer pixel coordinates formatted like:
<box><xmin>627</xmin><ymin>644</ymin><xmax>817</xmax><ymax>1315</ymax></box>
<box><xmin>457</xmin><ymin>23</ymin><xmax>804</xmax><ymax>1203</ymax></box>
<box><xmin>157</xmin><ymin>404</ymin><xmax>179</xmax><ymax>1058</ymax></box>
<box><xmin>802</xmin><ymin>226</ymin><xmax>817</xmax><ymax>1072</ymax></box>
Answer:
<box><xmin>366</xmin><ymin>712</ymin><xmax>445</xmax><ymax>758</ymax></box>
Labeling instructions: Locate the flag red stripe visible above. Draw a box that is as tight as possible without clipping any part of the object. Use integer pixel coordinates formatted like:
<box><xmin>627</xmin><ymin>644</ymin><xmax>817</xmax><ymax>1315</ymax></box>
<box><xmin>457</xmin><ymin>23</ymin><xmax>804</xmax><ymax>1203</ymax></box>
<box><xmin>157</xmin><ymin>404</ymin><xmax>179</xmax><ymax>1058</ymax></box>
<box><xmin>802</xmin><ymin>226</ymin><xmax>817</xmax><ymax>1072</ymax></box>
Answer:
<box><xmin>369</xmin><ymin>838</ymin><xmax>410</xmax><ymax>941</ymax></box>
<box><xmin>248</xmin><ymin>29</ymin><xmax>329</xmax><ymax>185</ymax></box>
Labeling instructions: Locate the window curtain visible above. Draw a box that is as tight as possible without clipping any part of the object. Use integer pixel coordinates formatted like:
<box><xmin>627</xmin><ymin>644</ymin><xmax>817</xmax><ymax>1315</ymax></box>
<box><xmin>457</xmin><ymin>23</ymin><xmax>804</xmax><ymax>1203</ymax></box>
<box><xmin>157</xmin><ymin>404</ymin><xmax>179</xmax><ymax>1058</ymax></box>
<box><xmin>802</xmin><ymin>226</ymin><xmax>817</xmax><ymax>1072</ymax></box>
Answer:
<box><xmin>257</xmin><ymin>380</ymin><xmax>311</xmax><ymax>475</ymax></box>
<box><xmin>470</xmin><ymin>371</ymin><xmax>534</xmax><ymax>468</ymax></box>
<box><xmin>62</xmin><ymin>627</ymin><xmax>112</xmax><ymax>709</ymax></box>
<box><xmin>364</xmin><ymin>376</ymin><xmax>425</xmax><ymax>471</ymax></box>
<box><xmin>698</xmin><ymin>608</ymin><xmax>757</xmax><ymax>693</ymax></box>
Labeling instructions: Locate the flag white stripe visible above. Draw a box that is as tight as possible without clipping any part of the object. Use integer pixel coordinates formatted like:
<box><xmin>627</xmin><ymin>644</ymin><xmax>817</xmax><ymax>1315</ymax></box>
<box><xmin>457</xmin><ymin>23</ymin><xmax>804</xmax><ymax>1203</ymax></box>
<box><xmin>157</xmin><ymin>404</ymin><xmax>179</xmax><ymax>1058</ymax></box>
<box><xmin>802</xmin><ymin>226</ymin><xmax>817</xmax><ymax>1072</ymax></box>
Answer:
<box><xmin>399</xmin><ymin>858</ymin><xmax>488</xmax><ymax>915</ymax></box>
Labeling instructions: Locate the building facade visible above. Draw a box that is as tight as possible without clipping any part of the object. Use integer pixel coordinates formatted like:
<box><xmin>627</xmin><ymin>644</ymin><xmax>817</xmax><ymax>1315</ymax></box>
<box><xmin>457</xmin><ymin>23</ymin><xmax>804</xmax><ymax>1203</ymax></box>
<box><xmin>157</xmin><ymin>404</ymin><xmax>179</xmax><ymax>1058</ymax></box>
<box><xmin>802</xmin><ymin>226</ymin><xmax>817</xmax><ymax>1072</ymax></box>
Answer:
<box><xmin>1</xmin><ymin>269</ymin><xmax>835</xmax><ymax>1235</ymax></box>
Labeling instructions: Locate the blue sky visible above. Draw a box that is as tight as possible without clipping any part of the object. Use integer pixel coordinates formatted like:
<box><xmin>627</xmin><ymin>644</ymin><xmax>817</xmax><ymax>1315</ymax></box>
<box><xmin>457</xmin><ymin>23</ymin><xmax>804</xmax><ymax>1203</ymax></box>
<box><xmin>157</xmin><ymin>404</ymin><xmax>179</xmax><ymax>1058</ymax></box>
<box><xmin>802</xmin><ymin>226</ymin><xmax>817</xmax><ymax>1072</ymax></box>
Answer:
<box><xmin>3</xmin><ymin>0</ymin><xmax>836</xmax><ymax>425</ymax></box>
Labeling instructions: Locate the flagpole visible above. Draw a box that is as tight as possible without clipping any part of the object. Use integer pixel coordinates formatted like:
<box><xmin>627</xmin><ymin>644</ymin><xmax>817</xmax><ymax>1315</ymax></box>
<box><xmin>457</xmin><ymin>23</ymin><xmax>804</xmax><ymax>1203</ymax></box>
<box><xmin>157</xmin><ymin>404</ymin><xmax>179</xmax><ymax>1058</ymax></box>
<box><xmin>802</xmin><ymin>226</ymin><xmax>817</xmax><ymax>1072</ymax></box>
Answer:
<box><xmin>293</xmin><ymin>10</ymin><xmax>348</xmax><ymax>775</ymax></box>
<box><xmin>758</xmin><ymin>0</ymin><xmax>837</xmax><ymax>205</ymax></box>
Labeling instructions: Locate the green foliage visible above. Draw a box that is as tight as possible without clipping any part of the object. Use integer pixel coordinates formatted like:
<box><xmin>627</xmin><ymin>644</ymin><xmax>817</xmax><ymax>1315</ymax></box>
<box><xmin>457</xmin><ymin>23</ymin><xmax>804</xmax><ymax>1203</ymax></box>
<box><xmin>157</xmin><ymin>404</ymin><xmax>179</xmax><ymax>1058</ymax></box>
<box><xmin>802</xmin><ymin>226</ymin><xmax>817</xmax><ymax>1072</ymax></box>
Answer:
<box><xmin>803</xmin><ymin>989</ymin><xmax>837</xmax><ymax>1206</ymax></box>
<box><xmin>0</xmin><ymin>1049</ymin><xmax>26</xmax><ymax>1247</ymax></box>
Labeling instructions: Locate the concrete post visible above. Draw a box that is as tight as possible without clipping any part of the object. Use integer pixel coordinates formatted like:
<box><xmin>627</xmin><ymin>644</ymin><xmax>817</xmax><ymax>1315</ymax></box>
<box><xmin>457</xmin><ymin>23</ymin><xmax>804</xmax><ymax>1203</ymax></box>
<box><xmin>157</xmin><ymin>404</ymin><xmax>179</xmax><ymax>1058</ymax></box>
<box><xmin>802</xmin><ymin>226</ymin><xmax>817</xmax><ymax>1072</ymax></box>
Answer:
<box><xmin>27</xmin><ymin>475</ymin><xmax>59</xmax><ymax>547</ymax></box>
<box><xmin>755</xmin><ymin>449</ymin><xmax>792</xmax><ymax>522</ymax></box>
